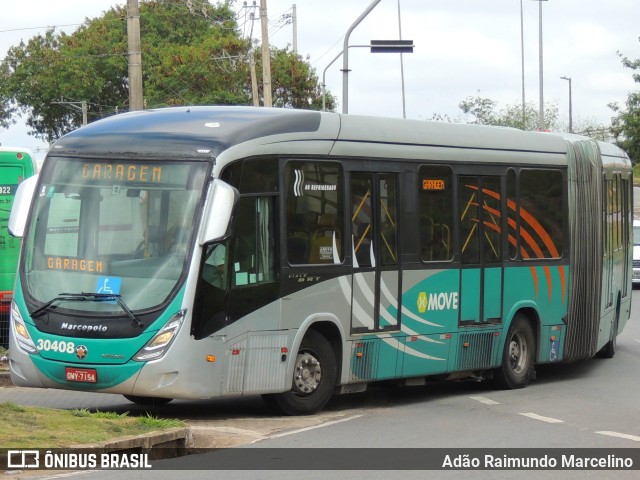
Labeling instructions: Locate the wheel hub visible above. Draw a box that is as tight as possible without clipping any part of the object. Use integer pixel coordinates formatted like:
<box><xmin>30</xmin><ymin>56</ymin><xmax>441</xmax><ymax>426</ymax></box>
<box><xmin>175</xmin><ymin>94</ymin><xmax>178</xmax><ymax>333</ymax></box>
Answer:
<box><xmin>509</xmin><ymin>332</ymin><xmax>527</xmax><ymax>375</ymax></box>
<box><xmin>293</xmin><ymin>352</ymin><xmax>322</xmax><ymax>395</ymax></box>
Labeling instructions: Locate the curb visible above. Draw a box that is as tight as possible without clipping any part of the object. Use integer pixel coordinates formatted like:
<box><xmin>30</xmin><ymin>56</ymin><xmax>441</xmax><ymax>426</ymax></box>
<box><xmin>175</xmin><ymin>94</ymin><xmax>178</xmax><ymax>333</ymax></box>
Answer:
<box><xmin>0</xmin><ymin>370</ymin><xmax>243</xmax><ymax>458</ymax></box>
<box><xmin>74</xmin><ymin>427</ymin><xmax>194</xmax><ymax>460</ymax></box>
<box><xmin>0</xmin><ymin>371</ymin><xmax>203</xmax><ymax>459</ymax></box>
<box><xmin>0</xmin><ymin>370</ymin><xmax>11</xmax><ymax>387</ymax></box>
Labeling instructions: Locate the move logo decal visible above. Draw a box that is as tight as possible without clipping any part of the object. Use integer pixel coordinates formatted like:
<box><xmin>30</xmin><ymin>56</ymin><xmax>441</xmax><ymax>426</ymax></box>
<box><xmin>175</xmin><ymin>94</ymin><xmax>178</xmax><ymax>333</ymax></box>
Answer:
<box><xmin>417</xmin><ymin>291</ymin><xmax>459</xmax><ymax>313</ymax></box>
<box><xmin>417</xmin><ymin>292</ymin><xmax>428</xmax><ymax>313</ymax></box>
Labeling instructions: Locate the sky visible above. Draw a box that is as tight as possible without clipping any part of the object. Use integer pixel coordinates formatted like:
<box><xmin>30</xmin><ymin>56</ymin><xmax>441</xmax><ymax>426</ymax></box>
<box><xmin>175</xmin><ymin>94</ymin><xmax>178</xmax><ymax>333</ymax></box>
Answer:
<box><xmin>1</xmin><ymin>0</ymin><xmax>639</xmax><ymax>163</ymax></box>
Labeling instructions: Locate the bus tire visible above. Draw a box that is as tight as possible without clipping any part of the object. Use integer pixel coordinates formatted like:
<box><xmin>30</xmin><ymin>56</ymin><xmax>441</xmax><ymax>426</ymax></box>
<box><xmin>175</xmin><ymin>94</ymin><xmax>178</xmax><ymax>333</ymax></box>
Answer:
<box><xmin>123</xmin><ymin>395</ymin><xmax>173</xmax><ymax>406</ymax></box>
<box><xmin>262</xmin><ymin>330</ymin><xmax>337</xmax><ymax>416</ymax></box>
<box><xmin>493</xmin><ymin>314</ymin><xmax>535</xmax><ymax>389</ymax></box>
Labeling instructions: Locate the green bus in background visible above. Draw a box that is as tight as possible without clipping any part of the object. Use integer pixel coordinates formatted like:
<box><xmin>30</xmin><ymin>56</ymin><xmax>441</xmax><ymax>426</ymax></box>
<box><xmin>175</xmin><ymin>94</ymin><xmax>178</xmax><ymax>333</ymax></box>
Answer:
<box><xmin>0</xmin><ymin>147</ymin><xmax>37</xmax><ymax>347</ymax></box>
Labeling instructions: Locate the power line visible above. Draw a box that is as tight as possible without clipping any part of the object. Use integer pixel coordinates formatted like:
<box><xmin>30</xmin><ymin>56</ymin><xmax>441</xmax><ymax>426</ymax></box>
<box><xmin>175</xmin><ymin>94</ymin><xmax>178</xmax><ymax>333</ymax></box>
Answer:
<box><xmin>0</xmin><ymin>24</ymin><xmax>83</xmax><ymax>35</ymax></box>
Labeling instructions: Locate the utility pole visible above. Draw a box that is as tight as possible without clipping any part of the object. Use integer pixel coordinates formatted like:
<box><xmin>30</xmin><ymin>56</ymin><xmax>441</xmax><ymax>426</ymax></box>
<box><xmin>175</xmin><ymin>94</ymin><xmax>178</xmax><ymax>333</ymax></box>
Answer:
<box><xmin>250</xmin><ymin>54</ymin><xmax>260</xmax><ymax>106</ymax></box>
<box><xmin>260</xmin><ymin>0</ymin><xmax>273</xmax><ymax>107</ymax></box>
<box><xmin>248</xmin><ymin>3</ymin><xmax>260</xmax><ymax>106</ymax></box>
<box><xmin>292</xmin><ymin>4</ymin><xmax>298</xmax><ymax>55</ymax></box>
<box><xmin>127</xmin><ymin>0</ymin><xmax>144</xmax><ymax>111</ymax></box>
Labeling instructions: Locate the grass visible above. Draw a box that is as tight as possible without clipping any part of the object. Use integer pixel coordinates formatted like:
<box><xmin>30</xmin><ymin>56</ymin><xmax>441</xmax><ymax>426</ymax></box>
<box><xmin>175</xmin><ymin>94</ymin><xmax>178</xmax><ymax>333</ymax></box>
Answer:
<box><xmin>0</xmin><ymin>402</ymin><xmax>184</xmax><ymax>448</ymax></box>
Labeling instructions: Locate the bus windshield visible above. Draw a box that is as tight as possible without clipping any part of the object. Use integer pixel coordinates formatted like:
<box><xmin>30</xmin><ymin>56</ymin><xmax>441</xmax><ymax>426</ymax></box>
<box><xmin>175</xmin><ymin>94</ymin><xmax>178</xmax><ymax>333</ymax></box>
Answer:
<box><xmin>21</xmin><ymin>157</ymin><xmax>209</xmax><ymax>314</ymax></box>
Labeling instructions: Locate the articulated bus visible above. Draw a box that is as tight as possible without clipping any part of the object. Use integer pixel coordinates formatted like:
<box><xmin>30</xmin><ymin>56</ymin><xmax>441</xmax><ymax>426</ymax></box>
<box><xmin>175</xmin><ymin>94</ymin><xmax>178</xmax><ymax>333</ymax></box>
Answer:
<box><xmin>0</xmin><ymin>147</ymin><xmax>37</xmax><ymax>347</ymax></box>
<box><xmin>8</xmin><ymin>107</ymin><xmax>632</xmax><ymax>414</ymax></box>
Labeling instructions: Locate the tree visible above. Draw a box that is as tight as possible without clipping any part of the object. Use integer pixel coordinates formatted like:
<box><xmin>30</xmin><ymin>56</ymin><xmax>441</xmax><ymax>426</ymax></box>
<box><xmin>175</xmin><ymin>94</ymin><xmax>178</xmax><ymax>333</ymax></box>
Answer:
<box><xmin>0</xmin><ymin>61</ymin><xmax>17</xmax><ymax>130</ymax></box>
<box><xmin>0</xmin><ymin>0</ymin><xmax>333</xmax><ymax>143</ymax></box>
<box><xmin>609</xmin><ymin>41</ymin><xmax>640</xmax><ymax>163</ymax></box>
<box><xmin>456</xmin><ymin>91</ymin><xmax>561</xmax><ymax>131</ymax></box>
<box><xmin>265</xmin><ymin>47</ymin><xmax>336</xmax><ymax>111</ymax></box>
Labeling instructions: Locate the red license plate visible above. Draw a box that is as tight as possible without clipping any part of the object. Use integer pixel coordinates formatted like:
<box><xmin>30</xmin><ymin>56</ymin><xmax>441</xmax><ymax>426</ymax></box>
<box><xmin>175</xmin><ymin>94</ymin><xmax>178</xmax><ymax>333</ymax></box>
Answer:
<box><xmin>65</xmin><ymin>367</ymin><xmax>97</xmax><ymax>383</ymax></box>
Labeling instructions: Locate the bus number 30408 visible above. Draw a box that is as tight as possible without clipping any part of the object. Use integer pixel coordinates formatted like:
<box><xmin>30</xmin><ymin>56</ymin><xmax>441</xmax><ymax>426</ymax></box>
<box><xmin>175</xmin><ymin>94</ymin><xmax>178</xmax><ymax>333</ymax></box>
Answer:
<box><xmin>36</xmin><ymin>339</ymin><xmax>76</xmax><ymax>355</ymax></box>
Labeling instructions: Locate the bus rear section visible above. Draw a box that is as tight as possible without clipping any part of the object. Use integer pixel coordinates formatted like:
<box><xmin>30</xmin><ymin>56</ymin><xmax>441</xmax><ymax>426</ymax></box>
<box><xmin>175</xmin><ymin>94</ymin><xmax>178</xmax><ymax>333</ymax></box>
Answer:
<box><xmin>0</xmin><ymin>148</ymin><xmax>36</xmax><ymax>347</ymax></box>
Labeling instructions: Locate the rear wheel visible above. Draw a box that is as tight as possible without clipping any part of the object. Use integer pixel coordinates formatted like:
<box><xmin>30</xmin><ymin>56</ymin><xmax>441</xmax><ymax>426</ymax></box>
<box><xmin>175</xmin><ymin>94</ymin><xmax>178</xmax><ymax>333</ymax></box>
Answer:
<box><xmin>123</xmin><ymin>395</ymin><xmax>173</xmax><ymax>406</ymax></box>
<box><xmin>262</xmin><ymin>330</ymin><xmax>337</xmax><ymax>415</ymax></box>
<box><xmin>493</xmin><ymin>314</ymin><xmax>535</xmax><ymax>389</ymax></box>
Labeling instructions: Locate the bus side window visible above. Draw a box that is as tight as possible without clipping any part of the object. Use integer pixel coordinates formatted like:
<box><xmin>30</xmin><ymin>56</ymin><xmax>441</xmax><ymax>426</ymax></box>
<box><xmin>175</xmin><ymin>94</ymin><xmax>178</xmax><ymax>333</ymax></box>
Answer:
<box><xmin>309</xmin><ymin>214</ymin><xmax>339</xmax><ymax>264</ymax></box>
<box><xmin>285</xmin><ymin>161</ymin><xmax>344</xmax><ymax>265</ymax></box>
<box><xmin>419</xmin><ymin>165</ymin><xmax>453</xmax><ymax>262</ymax></box>
<box><xmin>230</xmin><ymin>196</ymin><xmax>276</xmax><ymax>286</ymax></box>
<box><xmin>519</xmin><ymin>169</ymin><xmax>564</xmax><ymax>259</ymax></box>
<box><xmin>202</xmin><ymin>242</ymin><xmax>227</xmax><ymax>289</ymax></box>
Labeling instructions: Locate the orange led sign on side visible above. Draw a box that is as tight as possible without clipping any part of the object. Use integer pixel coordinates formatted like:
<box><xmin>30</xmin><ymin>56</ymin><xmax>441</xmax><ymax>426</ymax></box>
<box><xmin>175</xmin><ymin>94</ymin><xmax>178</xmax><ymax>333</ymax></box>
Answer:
<box><xmin>422</xmin><ymin>179</ymin><xmax>446</xmax><ymax>191</ymax></box>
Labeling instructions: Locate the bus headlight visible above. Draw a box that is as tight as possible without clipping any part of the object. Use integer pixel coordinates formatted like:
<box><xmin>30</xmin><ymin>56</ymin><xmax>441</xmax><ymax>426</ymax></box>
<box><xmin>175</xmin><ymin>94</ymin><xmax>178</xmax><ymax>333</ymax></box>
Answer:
<box><xmin>133</xmin><ymin>310</ymin><xmax>186</xmax><ymax>362</ymax></box>
<box><xmin>11</xmin><ymin>300</ymin><xmax>38</xmax><ymax>354</ymax></box>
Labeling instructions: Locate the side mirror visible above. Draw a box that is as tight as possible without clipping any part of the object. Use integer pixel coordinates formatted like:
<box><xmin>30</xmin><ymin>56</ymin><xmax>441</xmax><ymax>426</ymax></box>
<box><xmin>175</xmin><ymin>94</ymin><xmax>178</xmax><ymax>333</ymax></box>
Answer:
<box><xmin>199</xmin><ymin>179</ymin><xmax>238</xmax><ymax>245</ymax></box>
<box><xmin>8</xmin><ymin>174</ymin><xmax>39</xmax><ymax>238</ymax></box>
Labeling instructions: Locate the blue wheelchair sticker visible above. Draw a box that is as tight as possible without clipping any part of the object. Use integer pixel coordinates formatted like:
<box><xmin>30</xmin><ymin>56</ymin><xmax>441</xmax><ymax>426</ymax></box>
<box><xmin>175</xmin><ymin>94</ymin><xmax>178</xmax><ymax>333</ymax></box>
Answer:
<box><xmin>96</xmin><ymin>277</ymin><xmax>122</xmax><ymax>296</ymax></box>
<box><xmin>549</xmin><ymin>340</ymin><xmax>558</xmax><ymax>362</ymax></box>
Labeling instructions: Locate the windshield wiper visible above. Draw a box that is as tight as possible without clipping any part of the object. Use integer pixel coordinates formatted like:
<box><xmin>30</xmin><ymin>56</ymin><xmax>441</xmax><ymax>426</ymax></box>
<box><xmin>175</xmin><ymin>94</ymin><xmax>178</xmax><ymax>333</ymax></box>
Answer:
<box><xmin>31</xmin><ymin>293</ymin><xmax>144</xmax><ymax>328</ymax></box>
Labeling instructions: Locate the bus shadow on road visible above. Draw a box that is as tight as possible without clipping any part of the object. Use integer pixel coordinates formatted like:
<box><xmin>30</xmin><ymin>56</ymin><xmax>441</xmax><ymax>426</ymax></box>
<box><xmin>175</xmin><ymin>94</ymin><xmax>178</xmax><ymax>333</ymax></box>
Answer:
<box><xmin>80</xmin><ymin>348</ymin><xmax>626</xmax><ymax>421</ymax></box>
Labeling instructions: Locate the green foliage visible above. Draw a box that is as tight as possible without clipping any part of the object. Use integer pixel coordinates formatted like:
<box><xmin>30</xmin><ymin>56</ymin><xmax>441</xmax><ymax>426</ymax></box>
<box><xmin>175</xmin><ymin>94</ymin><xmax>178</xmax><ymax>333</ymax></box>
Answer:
<box><xmin>267</xmin><ymin>48</ymin><xmax>336</xmax><ymax>110</ymax></box>
<box><xmin>610</xmin><ymin>39</ymin><xmax>640</xmax><ymax>164</ymax></box>
<box><xmin>456</xmin><ymin>91</ymin><xmax>560</xmax><ymax>131</ymax></box>
<box><xmin>138</xmin><ymin>412</ymin><xmax>183</xmax><ymax>430</ymax></box>
<box><xmin>0</xmin><ymin>0</ymin><xmax>332</xmax><ymax>142</ymax></box>
<box><xmin>71</xmin><ymin>409</ymin><xmax>129</xmax><ymax>420</ymax></box>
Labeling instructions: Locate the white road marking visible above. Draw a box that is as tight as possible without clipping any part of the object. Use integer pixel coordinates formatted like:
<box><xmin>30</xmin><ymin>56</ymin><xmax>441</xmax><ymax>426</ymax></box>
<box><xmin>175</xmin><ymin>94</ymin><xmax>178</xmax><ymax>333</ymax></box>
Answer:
<box><xmin>469</xmin><ymin>396</ymin><xmax>500</xmax><ymax>405</ymax></box>
<box><xmin>269</xmin><ymin>414</ymin><xmax>365</xmax><ymax>439</ymax></box>
<box><xmin>595</xmin><ymin>431</ymin><xmax>640</xmax><ymax>442</ymax></box>
<box><xmin>519</xmin><ymin>412</ymin><xmax>564</xmax><ymax>424</ymax></box>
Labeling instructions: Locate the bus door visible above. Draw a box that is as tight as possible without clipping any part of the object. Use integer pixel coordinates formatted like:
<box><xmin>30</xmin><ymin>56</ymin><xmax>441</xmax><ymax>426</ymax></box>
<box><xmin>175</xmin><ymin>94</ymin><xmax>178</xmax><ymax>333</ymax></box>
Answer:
<box><xmin>350</xmin><ymin>172</ymin><xmax>400</xmax><ymax>333</ymax></box>
<box><xmin>458</xmin><ymin>176</ymin><xmax>503</xmax><ymax>325</ymax></box>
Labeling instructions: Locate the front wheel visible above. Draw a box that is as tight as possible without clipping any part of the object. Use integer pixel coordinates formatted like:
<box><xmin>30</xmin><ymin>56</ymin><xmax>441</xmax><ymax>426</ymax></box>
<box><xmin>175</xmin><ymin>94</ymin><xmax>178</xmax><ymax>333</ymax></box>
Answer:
<box><xmin>492</xmin><ymin>315</ymin><xmax>535</xmax><ymax>389</ymax></box>
<box><xmin>262</xmin><ymin>330</ymin><xmax>337</xmax><ymax>416</ymax></box>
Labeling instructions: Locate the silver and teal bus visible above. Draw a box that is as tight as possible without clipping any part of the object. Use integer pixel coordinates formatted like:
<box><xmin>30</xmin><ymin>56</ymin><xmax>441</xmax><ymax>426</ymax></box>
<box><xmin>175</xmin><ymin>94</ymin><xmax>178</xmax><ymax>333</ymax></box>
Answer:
<box><xmin>0</xmin><ymin>147</ymin><xmax>37</xmax><ymax>347</ymax></box>
<box><xmin>8</xmin><ymin>107</ymin><xmax>632</xmax><ymax>414</ymax></box>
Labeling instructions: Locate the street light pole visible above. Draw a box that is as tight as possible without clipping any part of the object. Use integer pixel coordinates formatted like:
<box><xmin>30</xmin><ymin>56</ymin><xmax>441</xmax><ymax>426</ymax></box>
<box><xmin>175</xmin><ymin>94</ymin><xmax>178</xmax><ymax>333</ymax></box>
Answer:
<box><xmin>561</xmin><ymin>76</ymin><xmax>573</xmax><ymax>133</ymax></box>
<box><xmin>324</xmin><ymin>40</ymin><xmax>413</xmax><ymax>112</ymax></box>
<box><xmin>520</xmin><ymin>0</ymin><xmax>526</xmax><ymax>129</ymax></box>
<box><xmin>397</xmin><ymin>0</ymin><xmax>406</xmax><ymax>119</ymax></box>
<box><xmin>534</xmin><ymin>0</ymin><xmax>548</xmax><ymax>131</ymax></box>
<box><xmin>342</xmin><ymin>0</ymin><xmax>382</xmax><ymax>114</ymax></box>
